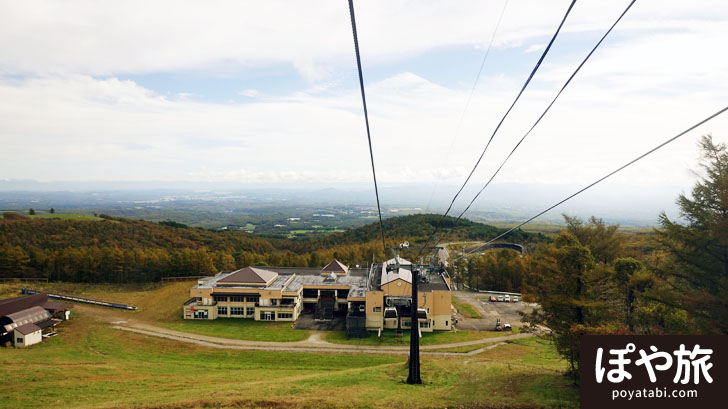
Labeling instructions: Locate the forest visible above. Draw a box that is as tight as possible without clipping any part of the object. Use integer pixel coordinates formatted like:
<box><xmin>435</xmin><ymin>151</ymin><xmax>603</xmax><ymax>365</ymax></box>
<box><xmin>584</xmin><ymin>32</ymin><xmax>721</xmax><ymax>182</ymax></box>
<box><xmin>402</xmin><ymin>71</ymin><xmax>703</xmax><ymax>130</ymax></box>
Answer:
<box><xmin>0</xmin><ymin>212</ymin><xmax>543</xmax><ymax>283</ymax></box>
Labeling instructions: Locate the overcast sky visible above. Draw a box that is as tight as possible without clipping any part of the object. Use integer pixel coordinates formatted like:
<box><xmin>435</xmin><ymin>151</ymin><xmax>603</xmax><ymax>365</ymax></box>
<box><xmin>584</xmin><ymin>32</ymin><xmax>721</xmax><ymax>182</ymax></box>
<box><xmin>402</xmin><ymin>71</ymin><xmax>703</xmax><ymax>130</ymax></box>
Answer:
<box><xmin>1</xmin><ymin>1</ymin><xmax>727</xmax><ymax>206</ymax></box>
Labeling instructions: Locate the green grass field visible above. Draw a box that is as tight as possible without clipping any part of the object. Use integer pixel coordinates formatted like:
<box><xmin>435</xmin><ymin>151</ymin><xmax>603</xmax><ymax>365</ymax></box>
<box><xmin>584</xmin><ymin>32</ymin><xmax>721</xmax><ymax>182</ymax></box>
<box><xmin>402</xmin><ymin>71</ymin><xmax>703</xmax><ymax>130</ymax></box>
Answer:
<box><xmin>452</xmin><ymin>295</ymin><xmax>483</xmax><ymax>319</ymax></box>
<box><xmin>0</xmin><ymin>282</ymin><xmax>577</xmax><ymax>408</ymax></box>
<box><xmin>0</xmin><ymin>314</ymin><xmax>576</xmax><ymax>408</ymax></box>
<box><xmin>325</xmin><ymin>327</ymin><xmax>519</xmax><ymax>346</ymax></box>
<box><xmin>162</xmin><ymin>318</ymin><xmax>310</xmax><ymax>342</ymax></box>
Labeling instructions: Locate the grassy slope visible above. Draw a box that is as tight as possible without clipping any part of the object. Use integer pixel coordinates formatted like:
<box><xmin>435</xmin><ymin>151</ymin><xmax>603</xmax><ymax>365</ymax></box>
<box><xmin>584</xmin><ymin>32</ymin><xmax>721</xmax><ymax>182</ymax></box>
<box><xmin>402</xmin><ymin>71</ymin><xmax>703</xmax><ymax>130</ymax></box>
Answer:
<box><xmin>0</xmin><ymin>282</ymin><xmax>311</xmax><ymax>342</ymax></box>
<box><xmin>451</xmin><ymin>295</ymin><xmax>483</xmax><ymax>319</ymax></box>
<box><xmin>162</xmin><ymin>319</ymin><xmax>308</xmax><ymax>342</ymax></box>
<box><xmin>325</xmin><ymin>327</ymin><xmax>520</xmax><ymax>346</ymax></box>
<box><xmin>2</xmin><ymin>282</ymin><xmax>504</xmax><ymax>345</ymax></box>
<box><xmin>0</xmin><ymin>313</ymin><xmax>576</xmax><ymax>409</ymax></box>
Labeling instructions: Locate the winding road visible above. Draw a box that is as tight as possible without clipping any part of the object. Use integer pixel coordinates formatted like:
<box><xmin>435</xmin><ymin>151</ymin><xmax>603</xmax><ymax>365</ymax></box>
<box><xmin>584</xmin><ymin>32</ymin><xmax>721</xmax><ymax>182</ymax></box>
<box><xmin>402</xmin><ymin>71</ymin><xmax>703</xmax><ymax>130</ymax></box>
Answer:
<box><xmin>111</xmin><ymin>321</ymin><xmax>532</xmax><ymax>356</ymax></box>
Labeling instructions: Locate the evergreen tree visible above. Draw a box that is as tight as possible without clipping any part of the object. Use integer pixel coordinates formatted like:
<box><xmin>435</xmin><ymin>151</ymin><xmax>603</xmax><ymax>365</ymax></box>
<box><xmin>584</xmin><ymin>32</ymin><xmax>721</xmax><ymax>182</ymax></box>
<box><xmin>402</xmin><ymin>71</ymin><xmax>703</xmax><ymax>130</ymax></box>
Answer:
<box><xmin>655</xmin><ymin>134</ymin><xmax>728</xmax><ymax>334</ymax></box>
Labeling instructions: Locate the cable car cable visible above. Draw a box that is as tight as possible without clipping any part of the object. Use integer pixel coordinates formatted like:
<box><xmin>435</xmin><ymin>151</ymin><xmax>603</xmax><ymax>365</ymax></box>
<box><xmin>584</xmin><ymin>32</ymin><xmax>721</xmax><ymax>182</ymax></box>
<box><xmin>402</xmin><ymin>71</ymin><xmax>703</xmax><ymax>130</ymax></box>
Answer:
<box><xmin>348</xmin><ymin>0</ymin><xmax>386</xmax><ymax>250</ymax></box>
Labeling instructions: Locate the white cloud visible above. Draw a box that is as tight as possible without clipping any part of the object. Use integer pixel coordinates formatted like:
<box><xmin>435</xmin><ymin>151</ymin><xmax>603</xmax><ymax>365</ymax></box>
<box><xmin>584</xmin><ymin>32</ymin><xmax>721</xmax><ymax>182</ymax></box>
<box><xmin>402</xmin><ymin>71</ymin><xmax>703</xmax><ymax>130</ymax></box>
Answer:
<box><xmin>1</xmin><ymin>1</ymin><xmax>725</xmax><ymax>80</ymax></box>
<box><xmin>524</xmin><ymin>43</ymin><xmax>546</xmax><ymax>54</ymax></box>
<box><xmin>239</xmin><ymin>89</ymin><xmax>260</xmax><ymax>98</ymax></box>
<box><xmin>0</xmin><ymin>0</ymin><xmax>727</xmax><ymax>210</ymax></box>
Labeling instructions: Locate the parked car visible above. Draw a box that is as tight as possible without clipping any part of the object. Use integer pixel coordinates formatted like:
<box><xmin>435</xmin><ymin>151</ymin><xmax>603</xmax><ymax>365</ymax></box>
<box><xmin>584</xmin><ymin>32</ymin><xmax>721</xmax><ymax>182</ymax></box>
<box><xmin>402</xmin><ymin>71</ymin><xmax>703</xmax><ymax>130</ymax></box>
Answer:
<box><xmin>512</xmin><ymin>296</ymin><xmax>519</xmax><ymax>302</ymax></box>
<box><xmin>495</xmin><ymin>318</ymin><xmax>502</xmax><ymax>331</ymax></box>
<box><xmin>497</xmin><ymin>295</ymin><xmax>504</xmax><ymax>302</ymax></box>
<box><xmin>504</xmin><ymin>323</ymin><xmax>512</xmax><ymax>331</ymax></box>
<box><xmin>504</xmin><ymin>295</ymin><xmax>510</xmax><ymax>302</ymax></box>
<box><xmin>489</xmin><ymin>296</ymin><xmax>497</xmax><ymax>302</ymax></box>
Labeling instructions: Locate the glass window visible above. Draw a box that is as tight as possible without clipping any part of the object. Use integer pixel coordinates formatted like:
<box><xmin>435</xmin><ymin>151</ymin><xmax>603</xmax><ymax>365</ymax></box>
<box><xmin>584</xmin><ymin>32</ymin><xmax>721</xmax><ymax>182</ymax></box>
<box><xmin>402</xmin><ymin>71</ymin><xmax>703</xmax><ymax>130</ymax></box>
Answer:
<box><xmin>230</xmin><ymin>296</ymin><xmax>245</xmax><ymax>303</ymax></box>
<box><xmin>277</xmin><ymin>313</ymin><xmax>293</xmax><ymax>319</ymax></box>
<box><xmin>218</xmin><ymin>306</ymin><xmax>228</xmax><ymax>316</ymax></box>
<box><xmin>246</xmin><ymin>307</ymin><xmax>255</xmax><ymax>316</ymax></box>
<box><xmin>247</xmin><ymin>296</ymin><xmax>259</xmax><ymax>303</ymax></box>
<box><xmin>372</xmin><ymin>306</ymin><xmax>381</xmax><ymax>313</ymax></box>
<box><xmin>230</xmin><ymin>307</ymin><xmax>245</xmax><ymax>316</ymax></box>
<box><xmin>213</xmin><ymin>295</ymin><xmax>227</xmax><ymax>302</ymax></box>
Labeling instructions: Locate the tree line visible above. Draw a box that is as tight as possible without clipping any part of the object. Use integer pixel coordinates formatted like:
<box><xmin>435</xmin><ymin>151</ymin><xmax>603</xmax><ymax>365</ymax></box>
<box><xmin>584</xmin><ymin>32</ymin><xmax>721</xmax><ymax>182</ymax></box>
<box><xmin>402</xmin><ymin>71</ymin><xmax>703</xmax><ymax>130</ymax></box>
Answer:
<box><xmin>1</xmin><ymin>212</ymin><xmax>541</xmax><ymax>283</ymax></box>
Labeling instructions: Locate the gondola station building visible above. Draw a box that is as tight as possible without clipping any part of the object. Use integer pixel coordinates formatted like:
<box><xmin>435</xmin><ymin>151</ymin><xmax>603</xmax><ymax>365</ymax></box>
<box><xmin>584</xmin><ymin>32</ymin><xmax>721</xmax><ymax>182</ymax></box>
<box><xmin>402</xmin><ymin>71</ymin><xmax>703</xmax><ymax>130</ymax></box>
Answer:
<box><xmin>184</xmin><ymin>259</ymin><xmax>454</xmax><ymax>334</ymax></box>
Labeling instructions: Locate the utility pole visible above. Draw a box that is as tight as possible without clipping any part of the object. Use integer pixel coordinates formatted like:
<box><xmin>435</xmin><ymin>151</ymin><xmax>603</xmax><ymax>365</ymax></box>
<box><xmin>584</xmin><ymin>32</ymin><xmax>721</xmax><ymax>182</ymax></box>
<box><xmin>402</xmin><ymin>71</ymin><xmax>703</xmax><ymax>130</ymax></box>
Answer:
<box><xmin>407</xmin><ymin>268</ymin><xmax>422</xmax><ymax>384</ymax></box>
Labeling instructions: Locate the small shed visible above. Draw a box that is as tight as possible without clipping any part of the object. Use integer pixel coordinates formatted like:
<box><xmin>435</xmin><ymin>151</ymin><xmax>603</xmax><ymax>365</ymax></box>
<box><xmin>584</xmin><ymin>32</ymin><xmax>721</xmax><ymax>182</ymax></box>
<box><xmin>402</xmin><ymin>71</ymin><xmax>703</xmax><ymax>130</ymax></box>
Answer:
<box><xmin>14</xmin><ymin>323</ymin><xmax>42</xmax><ymax>348</ymax></box>
<box><xmin>42</xmin><ymin>301</ymin><xmax>73</xmax><ymax>320</ymax></box>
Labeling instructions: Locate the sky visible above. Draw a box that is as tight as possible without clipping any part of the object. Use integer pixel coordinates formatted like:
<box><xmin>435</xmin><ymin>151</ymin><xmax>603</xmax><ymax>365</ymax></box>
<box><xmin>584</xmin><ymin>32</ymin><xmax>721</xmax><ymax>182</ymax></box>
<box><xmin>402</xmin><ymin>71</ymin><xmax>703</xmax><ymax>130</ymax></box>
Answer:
<box><xmin>1</xmin><ymin>0</ymin><xmax>728</xmax><ymax>218</ymax></box>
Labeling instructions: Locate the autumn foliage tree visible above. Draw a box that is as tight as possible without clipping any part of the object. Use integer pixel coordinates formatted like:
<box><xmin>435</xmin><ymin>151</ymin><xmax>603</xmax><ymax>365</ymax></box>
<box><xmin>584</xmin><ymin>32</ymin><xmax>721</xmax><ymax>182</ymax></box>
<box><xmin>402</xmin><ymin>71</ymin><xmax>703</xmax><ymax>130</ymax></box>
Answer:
<box><xmin>523</xmin><ymin>232</ymin><xmax>603</xmax><ymax>383</ymax></box>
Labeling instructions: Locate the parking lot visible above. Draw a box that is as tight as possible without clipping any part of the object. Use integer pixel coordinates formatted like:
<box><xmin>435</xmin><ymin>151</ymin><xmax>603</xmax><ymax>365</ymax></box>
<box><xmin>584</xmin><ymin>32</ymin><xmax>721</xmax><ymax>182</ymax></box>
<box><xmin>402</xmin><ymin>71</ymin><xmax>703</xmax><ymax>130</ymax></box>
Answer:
<box><xmin>452</xmin><ymin>291</ymin><xmax>535</xmax><ymax>331</ymax></box>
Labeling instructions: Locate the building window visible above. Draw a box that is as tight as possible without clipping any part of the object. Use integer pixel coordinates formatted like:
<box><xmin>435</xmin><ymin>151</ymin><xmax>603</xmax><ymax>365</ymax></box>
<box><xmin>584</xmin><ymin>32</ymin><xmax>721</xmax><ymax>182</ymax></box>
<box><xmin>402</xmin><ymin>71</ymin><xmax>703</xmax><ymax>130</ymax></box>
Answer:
<box><xmin>218</xmin><ymin>306</ymin><xmax>228</xmax><ymax>316</ymax></box>
<box><xmin>445</xmin><ymin>320</ymin><xmax>448</xmax><ymax>326</ymax></box>
<box><xmin>213</xmin><ymin>295</ymin><xmax>228</xmax><ymax>302</ymax></box>
<box><xmin>230</xmin><ymin>307</ymin><xmax>245</xmax><ymax>316</ymax></box>
<box><xmin>277</xmin><ymin>313</ymin><xmax>293</xmax><ymax>319</ymax></box>
<box><xmin>271</xmin><ymin>299</ymin><xmax>278</xmax><ymax>306</ymax></box>
<box><xmin>426</xmin><ymin>308</ymin><xmax>430</xmax><ymax>314</ymax></box>
<box><xmin>16</xmin><ymin>338</ymin><xmax>22</xmax><ymax>343</ymax></box>
<box><xmin>402</xmin><ymin>319</ymin><xmax>411</xmax><ymax>327</ymax></box>
<box><xmin>247</xmin><ymin>296</ymin><xmax>259</xmax><ymax>303</ymax></box>
<box><xmin>372</xmin><ymin>306</ymin><xmax>381</xmax><ymax>313</ymax></box>
<box><xmin>419</xmin><ymin>321</ymin><xmax>429</xmax><ymax>328</ymax></box>
<box><xmin>246</xmin><ymin>307</ymin><xmax>255</xmax><ymax>316</ymax></box>
<box><xmin>230</xmin><ymin>296</ymin><xmax>245</xmax><ymax>303</ymax></box>
<box><xmin>260</xmin><ymin>311</ymin><xmax>275</xmax><ymax>321</ymax></box>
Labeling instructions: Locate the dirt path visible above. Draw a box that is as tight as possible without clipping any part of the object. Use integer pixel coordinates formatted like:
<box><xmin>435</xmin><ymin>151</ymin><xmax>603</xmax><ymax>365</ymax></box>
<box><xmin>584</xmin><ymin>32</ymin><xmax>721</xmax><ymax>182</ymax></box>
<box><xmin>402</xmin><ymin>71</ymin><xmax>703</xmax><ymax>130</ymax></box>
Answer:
<box><xmin>112</xmin><ymin>321</ymin><xmax>532</xmax><ymax>356</ymax></box>
<box><xmin>76</xmin><ymin>302</ymin><xmax>533</xmax><ymax>355</ymax></box>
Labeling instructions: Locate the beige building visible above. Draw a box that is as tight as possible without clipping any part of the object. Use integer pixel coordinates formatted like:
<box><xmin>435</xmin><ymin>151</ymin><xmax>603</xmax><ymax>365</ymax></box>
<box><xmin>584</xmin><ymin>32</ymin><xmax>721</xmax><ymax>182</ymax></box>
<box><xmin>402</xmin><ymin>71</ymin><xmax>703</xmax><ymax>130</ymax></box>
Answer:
<box><xmin>184</xmin><ymin>258</ymin><xmax>453</xmax><ymax>337</ymax></box>
<box><xmin>13</xmin><ymin>323</ymin><xmax>42</xmax><ymax>347</ymax></box>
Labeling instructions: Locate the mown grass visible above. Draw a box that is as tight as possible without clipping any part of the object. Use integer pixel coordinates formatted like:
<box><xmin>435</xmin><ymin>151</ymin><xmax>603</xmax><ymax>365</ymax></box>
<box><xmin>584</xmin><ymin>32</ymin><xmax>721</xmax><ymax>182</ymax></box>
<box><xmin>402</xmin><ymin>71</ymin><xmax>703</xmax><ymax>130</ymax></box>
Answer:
<box><xmin>325</xmin><ymin>327</ymin><xmax>518</xmax><ymax>346</ymax></box>
<box><xmin>161</xmin><ymin>318</ymin><xmax>309</xmax><ymax>342</ymax></box>
<box><xmin>0</xmin><ymin>282</ymin><xmax>311</xmax><ymax>342</ymax></box>
<box><xmin>2</xmin><ymin>282</ymin><xmax>532</xmax><ymax>346</ymax></box>
<box><xmin>0</xmin><ymin>314</ymin><xmax>577</xmax><ymax>408</ymax></box>
<box><xmin>452</xmin><ymin>295</ymin><xmax>483</xmax><ymax>318</ymax></box>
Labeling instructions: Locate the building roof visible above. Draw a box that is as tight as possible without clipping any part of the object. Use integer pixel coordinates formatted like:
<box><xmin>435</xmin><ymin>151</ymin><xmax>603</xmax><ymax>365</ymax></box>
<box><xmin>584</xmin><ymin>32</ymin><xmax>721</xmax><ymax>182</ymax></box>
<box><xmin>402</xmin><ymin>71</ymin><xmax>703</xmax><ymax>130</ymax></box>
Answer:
<box><xmin>0</xmin><ymin>293</ymin><xmax>47</xmax><ymax>317</ymax></box>
<box><xmin>3</xmin><ymin>306</ymin><xmax>51</xmax><ymax>333</ymax></box>
<box><xmin>218</xmin><ymin>267</ymin><xmax>278</xmax><ymax>285</ymax></box>
<box><xmin>281</xmin><ymin>273</ymin><xmax>368</xmax><ymax>293</ymax></box>
<box><xmin>42</xmin><ymin>301</ymin><xmax>73</xmax><ymax>312</ymax></box>
<box><xmin>321</xmin><ymin>260</ymin><xmax>348</xmax><ymax>274</ymax></box>
<box><xmin>34</xmin><ymin>318</ymin><xmax>55</xmax><ymax>330</ymax></box>
<box><xmin>14</xmin><ymin>323</ymin><xmax>41</xmax><ymax>335</ymax></box>
<box><xmin>258</xmin><ymin>266</ymin><xmax>369</xmax><ymax>277</ymax></box>
<box><xmin>380</xmin><ymin>258</ymin><xmax>413</xmax><ymax>286</ymax></box>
